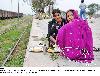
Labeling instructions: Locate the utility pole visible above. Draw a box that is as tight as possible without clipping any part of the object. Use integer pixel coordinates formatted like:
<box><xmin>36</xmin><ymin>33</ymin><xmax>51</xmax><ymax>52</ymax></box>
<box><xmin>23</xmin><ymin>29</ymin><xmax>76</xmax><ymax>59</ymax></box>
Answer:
<box><xmin>18</xmin><ymin>0</ymin><xmax>19</xmax><ymax>22</ymax></box>
<box><xmin>97</xmin><ymin>4</ymin><xmax>99</xmax><ymax>17</ymax></box>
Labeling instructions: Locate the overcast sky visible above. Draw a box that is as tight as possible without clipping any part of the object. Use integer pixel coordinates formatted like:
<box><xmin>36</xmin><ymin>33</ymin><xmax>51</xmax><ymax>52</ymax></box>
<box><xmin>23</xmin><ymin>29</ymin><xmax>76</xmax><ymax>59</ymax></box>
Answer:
<box><xmin>0</xmin><ymin>0</ymin><xmax>100</xmax><ymax>15</ymax></box>
<box><xmin>54</xmin><ymin>0</ymin><xmax>100</xmax><ymax>13</ymax></box>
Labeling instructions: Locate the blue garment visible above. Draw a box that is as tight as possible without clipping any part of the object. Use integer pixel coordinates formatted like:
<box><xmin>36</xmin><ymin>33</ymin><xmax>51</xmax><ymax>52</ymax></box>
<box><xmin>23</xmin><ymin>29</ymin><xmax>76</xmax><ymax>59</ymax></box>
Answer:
<box><xmin>79</xmin><ymin>3</ymin><xmax>87</xmax><ymax>20</ymax></box>
<box><xmin>80</xmin><ymin>9</ymin><xmax>86</xmax><ymax>20</ymax></box>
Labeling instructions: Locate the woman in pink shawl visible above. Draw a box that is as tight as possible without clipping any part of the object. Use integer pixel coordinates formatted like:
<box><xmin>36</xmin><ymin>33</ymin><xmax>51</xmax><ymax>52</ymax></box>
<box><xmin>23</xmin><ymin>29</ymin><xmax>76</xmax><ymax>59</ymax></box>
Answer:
<box><xmin>56</xmin><ymin>9</ymin><xmax>94</xmax><ymax>63</ymax></box>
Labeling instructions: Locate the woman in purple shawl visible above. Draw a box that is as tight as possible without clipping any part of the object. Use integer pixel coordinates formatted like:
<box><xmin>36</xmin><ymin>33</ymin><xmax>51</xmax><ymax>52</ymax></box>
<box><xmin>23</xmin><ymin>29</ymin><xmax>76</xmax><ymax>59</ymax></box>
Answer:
<box><xmin>56</xmin><ymin>9</ymin><xmax>94</xmax><ymax>63</ymax></box>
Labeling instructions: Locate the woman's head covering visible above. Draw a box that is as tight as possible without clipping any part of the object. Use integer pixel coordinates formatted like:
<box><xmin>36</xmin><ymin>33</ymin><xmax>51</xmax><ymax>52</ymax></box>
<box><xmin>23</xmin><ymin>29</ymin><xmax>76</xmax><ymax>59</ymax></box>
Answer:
<box><xmin>66</xmin><ymin>9</ymin><xmax>79</xmax><ymax>22</ymax></box>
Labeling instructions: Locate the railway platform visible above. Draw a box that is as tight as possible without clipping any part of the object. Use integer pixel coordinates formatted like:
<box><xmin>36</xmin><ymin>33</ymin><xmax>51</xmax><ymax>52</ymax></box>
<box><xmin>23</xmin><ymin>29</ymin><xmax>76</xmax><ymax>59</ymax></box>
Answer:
<box><xmin>23</xmin><ymin>18</ymin><xmax>100</xmax><ymax>67</ymax></box>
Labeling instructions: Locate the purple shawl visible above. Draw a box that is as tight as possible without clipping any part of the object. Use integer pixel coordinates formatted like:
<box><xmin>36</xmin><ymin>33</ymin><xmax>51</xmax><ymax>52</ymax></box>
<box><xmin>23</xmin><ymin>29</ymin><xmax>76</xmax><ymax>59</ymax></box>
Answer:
<box><xmin>56</xmin><ymin>10</ymin><xmax>94</xmax><ymax>63</ymax></box>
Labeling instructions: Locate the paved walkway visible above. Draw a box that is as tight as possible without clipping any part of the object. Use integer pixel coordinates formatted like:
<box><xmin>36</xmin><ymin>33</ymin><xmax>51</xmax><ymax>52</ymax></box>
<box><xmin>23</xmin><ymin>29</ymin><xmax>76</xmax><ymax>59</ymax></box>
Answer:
<box><xmin>89</xmin><ymin>18</ymin><xmax>100</xmax><ymax>48</ymax></box>
<box><xmin>23</xmin><ymin>18</ymin><xmax>100</xmax><ymax>67</ymax></box>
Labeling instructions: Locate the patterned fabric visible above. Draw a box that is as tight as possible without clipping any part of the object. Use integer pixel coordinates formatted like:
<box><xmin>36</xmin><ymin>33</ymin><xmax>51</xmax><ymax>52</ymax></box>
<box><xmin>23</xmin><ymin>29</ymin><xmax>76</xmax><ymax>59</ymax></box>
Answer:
<box><xmin>56</xmin><ymin>10</ymin><xmax>94</xmax><ymax>63</ymax></box>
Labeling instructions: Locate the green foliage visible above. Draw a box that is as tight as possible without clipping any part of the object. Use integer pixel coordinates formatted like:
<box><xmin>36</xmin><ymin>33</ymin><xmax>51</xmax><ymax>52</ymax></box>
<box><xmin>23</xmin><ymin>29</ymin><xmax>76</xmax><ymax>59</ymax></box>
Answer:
<box><xmin>50</xmin><ymin>52</ymin><xmax>59</xmax><ymax>61</ymax></box>
<box><xmin>0</xmin><ymin>29</ymin><xmax>21</xmax><ymax>65</ymax></box>
<box><xmin>5</xmin><ymin>26</ymin><xmax>31</xmax><ymax>67</ymax></box>
<box><xmin>0</xmin><ymin>16</ymin><xmax>32</xmax><ymax>66</ymax></box>
<box><xmin>87</xmin><ymin>3</ymin><xmax>100</xmax><ymax>15</ymax></box>
<box><xmin>32</xmin><ymin>0</ymin><xmax>54</xmax><ymax>12</ymax></box>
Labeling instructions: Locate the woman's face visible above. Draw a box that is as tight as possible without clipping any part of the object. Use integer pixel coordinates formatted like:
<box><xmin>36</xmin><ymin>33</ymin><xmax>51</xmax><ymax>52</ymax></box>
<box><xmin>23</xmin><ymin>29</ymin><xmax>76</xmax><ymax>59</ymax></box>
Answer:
<box><xmin>67</xmin><ymin>11</ymin><xmax>74</xmax><ymax>22</ymax></box>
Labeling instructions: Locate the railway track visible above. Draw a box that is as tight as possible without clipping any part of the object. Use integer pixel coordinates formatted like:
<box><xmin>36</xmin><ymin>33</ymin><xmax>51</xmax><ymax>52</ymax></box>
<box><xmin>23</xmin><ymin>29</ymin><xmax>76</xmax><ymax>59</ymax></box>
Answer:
<box><xmin>0</xmin><ymin>26</ymin><xmax>16</xmax><ymax>36</ymax></box>
<box><xmin>1</xmin><ymin>26</ymin><xmax>29</xmax><ymax>67</ymax></box>
<box><xmin>0</xmin><ymin>19</ymin><xmax>19</xmax><ymax>35</ymax></box>
<box><xmin>0</xmin><ymin>17</ymin><xmax>28</xmax><ymax>36</ymax></box>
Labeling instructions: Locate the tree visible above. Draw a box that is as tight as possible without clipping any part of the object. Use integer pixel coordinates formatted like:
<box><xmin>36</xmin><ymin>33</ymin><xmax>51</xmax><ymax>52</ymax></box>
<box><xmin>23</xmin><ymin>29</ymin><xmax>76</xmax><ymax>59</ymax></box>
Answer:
<box><xmin>87</xmin><ymin>3</ymin><xmax>100</xmax><ymax>16</ymax></box>
<box><xmin>31</xmin><ymin>0</ymin><xmax>54</xmax><ymax>13</ymax></box>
